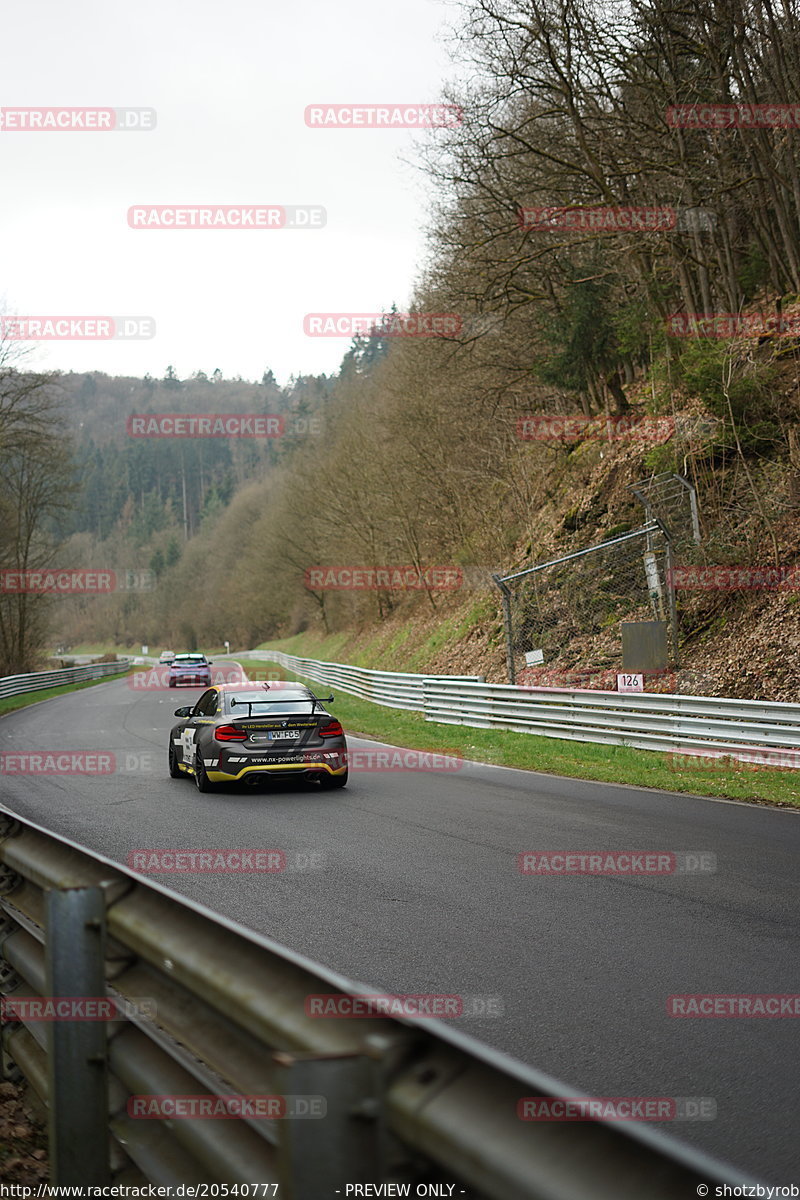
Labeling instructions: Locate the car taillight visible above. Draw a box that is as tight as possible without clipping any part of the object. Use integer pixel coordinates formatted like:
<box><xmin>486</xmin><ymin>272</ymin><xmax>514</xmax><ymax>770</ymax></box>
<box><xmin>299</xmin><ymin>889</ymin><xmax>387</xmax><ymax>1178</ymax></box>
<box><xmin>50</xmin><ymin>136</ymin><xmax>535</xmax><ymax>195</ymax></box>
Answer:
<box><xmin>318</xmin><ymin>720</ymin><xmax>343</xmax><ymax>738</ymax></box>
<box><xmin>215</xmin><ymin>725</ymin><xmax>247</xmax><ymax>742</ymax></box>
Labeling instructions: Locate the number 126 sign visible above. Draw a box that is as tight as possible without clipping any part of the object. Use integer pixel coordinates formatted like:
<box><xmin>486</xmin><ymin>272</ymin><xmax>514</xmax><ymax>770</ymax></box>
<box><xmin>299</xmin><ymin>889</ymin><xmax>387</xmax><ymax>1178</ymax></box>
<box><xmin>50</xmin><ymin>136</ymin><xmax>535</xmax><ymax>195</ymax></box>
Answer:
<box><xmin>617</xmin><ymin>673</ymin><xmax>644</xmax><ymax>693</ymax></box>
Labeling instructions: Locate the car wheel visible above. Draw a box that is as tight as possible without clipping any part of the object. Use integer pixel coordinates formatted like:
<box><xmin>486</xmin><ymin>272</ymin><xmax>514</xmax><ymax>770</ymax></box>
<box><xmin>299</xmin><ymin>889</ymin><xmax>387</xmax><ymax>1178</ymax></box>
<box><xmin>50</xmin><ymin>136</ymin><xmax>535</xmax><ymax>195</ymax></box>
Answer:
<box><xmin>194</xmin><ymin>756</ymin><xmax>215</xmax><ymax>793</ymax></box>
<box><xmin>319</xmin><ymin>769</ymin><xmax>348</xmax><ymax>790</ymax></box>
<box><xmin>168</xmin><ymin>745</ymin><xmax>182</xmax><ymax>778</ymax></box>
<box><xmin>169</xmin><ymin>679</ymin><xmax>176</xmax><ymax>688</ymax></box>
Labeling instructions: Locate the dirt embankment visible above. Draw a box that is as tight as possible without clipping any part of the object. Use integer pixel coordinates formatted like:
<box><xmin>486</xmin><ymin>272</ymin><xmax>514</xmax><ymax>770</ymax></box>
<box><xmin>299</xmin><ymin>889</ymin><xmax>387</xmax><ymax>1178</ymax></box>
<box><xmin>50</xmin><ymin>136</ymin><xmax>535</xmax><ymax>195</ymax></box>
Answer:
<box><xmin>275</xmin><ymin>392</ymin><xmax>800</xmax><ymax>701</ymax></box>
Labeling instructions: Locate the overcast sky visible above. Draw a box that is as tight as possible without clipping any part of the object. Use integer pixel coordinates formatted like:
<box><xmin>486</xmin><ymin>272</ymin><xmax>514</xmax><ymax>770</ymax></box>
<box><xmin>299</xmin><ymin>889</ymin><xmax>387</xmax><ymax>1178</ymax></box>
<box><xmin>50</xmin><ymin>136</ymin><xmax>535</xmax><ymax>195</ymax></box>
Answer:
<box><xmin>1</xmin><ymin>0</ymin><xmax>463</xmax><ymax>386</ymax></box>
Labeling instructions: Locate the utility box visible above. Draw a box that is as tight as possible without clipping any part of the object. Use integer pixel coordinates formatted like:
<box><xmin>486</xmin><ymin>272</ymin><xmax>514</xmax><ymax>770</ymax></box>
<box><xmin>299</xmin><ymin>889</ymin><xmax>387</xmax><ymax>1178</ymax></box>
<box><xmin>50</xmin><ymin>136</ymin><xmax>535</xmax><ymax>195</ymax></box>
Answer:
<box><xmin>621</xmin><ymin>621</ymin><xmax>668</xmax><ymax>672</ymax></box>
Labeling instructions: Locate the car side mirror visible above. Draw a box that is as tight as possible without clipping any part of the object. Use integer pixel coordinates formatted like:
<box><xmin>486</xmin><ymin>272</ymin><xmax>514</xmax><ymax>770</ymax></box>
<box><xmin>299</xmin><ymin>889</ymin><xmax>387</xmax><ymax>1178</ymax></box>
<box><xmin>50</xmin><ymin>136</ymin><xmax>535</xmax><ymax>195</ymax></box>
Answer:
<box><xmin>324</xmin><ymin>694</ymin><xmax>334</xmax><ymax>702</ymax></box>
<box><xmin>174</xmin><ymin>706</ymin><xmax>193</xmax><ymax>718</ymax></box>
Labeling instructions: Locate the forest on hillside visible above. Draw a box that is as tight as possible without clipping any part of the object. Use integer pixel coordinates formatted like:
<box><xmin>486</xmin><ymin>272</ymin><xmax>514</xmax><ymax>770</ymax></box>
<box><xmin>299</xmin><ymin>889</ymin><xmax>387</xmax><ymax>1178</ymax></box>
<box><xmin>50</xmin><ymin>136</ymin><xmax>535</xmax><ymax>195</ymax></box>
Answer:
<box><xmin>56</xmin><ymin>368</ymin><xmax>331</xmax><ymax>543</ymax></box>
<box><xmin>3</xmin><ymin>0</ymin><xmax>800</xmax><ymax>672</ymax></box>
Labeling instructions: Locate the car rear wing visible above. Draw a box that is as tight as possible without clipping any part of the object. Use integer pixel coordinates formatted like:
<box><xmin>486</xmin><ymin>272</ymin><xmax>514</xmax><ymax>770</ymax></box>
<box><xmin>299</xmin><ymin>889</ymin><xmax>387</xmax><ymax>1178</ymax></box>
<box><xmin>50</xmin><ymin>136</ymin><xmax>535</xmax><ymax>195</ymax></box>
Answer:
<box><xmin>229</xmin><ymin>691</ymin><xmax>335</xmax><ymax>716</ymax></box>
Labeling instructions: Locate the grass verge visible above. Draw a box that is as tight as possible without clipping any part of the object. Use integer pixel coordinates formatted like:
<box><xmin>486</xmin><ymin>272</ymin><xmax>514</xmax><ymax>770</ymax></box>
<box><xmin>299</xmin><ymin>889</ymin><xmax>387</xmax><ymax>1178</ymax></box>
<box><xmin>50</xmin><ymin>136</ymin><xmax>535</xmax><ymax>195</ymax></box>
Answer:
<box><xmin>240</xmin><ymin>657</ymin><xmax>800</xmax><ymax>809</ymax></box>
<box><xmin>0</xmin><ymin>671</ymin><xmax>132</xmax><ymax>718</ymax></box>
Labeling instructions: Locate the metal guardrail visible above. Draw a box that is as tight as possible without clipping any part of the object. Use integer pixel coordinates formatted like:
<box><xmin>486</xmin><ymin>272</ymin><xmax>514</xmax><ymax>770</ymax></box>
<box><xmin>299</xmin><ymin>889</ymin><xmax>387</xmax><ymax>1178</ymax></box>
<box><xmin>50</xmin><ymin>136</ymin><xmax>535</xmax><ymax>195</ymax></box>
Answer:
<box><xmin>422</xmin><ymin>679</ymin><xmax>800</xmax><ymax>760</ymax></box>
<box><xmin>250</xmin><ymin>649</ymin><xmax>484</xmax><ymax>711</ymax></box>
<box><xmin>0</xmin><ymin>809</ymin><xmax>754</xmax><ymax>1195</ymax></box>
<box><xmin>14</xmin><ymin>650</ymin><xmax>790</xmax><ymax>764</ymax></box>
<box><xmin>258</xmin><ymin>651</ymin><xmax>800</xmax><ymax>763</ymax></box>
<box><xmin>0</xmin><ymin>658</ymin><xmax>131</xmax><ymax>700</ymax></box>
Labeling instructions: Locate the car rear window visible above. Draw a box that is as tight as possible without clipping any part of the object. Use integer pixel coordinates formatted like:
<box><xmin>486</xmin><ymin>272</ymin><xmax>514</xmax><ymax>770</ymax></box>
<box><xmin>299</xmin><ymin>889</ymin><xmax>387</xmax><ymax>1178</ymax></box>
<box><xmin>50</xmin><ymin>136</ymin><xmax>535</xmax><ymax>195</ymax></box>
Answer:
<box><xmin>225</xmin><ymin>692</ymin><xmax>314</xmax><ymax>716</ymax></box>
<box><xmin>174</xmin><ymin>655</ymin><xmax>207</xmax><ymax>663</ymax></box>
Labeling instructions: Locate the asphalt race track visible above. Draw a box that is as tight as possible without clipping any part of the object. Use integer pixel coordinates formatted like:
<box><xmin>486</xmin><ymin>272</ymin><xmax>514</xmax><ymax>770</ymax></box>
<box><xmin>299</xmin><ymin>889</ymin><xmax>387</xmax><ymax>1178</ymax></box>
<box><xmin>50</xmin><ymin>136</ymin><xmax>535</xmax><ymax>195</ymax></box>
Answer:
<box><xmin>1</xmin><ymin>676</ymin><xmax>798</xmax><ymax>1183</ymax></box>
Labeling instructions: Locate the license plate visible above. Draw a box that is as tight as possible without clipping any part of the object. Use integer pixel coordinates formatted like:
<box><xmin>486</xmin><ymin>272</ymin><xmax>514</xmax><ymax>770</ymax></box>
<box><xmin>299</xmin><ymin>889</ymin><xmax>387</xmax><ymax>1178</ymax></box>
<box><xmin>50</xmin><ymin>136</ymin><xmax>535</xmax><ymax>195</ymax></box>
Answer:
<box><xmin>268</xmin><ymin>730</ymin><xmax>301</xmax><ymax>741</ymax></box>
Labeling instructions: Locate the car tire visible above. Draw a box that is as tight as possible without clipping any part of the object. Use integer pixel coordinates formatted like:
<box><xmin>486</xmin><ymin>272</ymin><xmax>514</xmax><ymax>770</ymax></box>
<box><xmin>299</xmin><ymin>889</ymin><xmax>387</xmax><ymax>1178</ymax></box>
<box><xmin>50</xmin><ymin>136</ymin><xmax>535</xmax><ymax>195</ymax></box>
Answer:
<box><xmin>169</xmin><ymin>679</ymin><xmax>176</xmax><ymax>688</ymax></box>
<box><xmin>319</xmin><ymin>769</ymin><xmax>348</xmax><ymax>790</ymax></box>
<box><xmin>168</xmin><ymin>745</ymin><xmax>182</xmax><ymax>778</ymax></box>
<box><xmin>194</xmin><ymin>756</ymin><xmax>215</xmax><ymax>793</ymax></box>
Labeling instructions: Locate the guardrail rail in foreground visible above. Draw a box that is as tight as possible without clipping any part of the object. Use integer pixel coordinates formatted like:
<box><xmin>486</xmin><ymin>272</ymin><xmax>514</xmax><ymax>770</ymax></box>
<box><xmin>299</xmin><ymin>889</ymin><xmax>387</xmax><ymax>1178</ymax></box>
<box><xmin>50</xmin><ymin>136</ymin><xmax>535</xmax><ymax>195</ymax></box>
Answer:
<box><xmin>0</xmin><ymin>658</ymin><xmax>131</xmax><ymax>701</ymax></box>
<box><xmin>255</xmin><ymin>651</ymin><xmax>800</xmax><ymax>764</ymax></box>
<box><xmin>0</xmin><ymin>810</ymin><xmax>757</xmax><ymax>1196</ymax></box>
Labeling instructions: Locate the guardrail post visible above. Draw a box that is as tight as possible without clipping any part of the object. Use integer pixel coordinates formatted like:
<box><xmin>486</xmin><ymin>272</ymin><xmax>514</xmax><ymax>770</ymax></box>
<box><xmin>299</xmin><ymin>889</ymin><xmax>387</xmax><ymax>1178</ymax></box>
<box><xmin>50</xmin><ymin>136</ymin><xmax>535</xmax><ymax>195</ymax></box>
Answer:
<box><xmin>273</xmin><ymin>1051</ymin><xmax>387</xmax><ymax>1198</ymax></box>
<box><xmin>45</xmin><ymin>886</ymin><xmax>111</xmax><ymax>1185</ymax></box>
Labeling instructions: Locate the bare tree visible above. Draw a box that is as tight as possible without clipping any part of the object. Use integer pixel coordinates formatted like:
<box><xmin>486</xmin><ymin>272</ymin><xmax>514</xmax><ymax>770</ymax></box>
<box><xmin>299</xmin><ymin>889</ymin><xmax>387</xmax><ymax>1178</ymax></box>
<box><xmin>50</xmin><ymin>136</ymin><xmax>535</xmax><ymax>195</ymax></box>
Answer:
<box><xmin>0</xmin><ymin>341</ymin><xmax>76</xmax><ymax>673</ymax></box>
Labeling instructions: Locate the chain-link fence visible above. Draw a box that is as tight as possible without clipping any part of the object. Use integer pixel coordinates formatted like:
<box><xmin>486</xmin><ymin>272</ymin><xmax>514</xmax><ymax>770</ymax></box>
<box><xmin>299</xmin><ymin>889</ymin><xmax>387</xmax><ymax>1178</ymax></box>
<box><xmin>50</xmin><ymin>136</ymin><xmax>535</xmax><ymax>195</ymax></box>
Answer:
<box><xmin>494</xmin><ymin>523</ymin><xmax>678</xmax><ymax>684</ymax></box>
<box><xmin>628</xmin><ymin>472</ymin><xmax>701</xmax><ymax>552</ymax></box>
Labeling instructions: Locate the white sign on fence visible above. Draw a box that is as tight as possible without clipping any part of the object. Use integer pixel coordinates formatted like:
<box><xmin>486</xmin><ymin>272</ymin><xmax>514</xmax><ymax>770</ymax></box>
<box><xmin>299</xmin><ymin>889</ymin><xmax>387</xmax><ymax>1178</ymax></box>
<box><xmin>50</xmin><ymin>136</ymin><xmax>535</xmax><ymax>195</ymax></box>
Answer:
<box><xmin>617</xmin><ymin>673</ymin><xmax>644</xmax><ymax>693</ymax></box>
<box><xmin>525</xmin><ymin>649</ymin><xmax>545</xmax><ymax>666</ymax></box>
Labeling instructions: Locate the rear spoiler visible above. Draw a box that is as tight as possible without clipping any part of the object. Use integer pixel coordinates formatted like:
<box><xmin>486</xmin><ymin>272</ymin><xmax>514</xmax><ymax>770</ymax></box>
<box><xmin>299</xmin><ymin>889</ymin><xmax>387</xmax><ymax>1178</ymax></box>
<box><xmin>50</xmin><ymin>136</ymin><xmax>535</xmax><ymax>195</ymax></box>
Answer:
<box><xmin>229</xmin><ymin>691</ymin><xmax>335</xmax><ymax>716</ymax></box>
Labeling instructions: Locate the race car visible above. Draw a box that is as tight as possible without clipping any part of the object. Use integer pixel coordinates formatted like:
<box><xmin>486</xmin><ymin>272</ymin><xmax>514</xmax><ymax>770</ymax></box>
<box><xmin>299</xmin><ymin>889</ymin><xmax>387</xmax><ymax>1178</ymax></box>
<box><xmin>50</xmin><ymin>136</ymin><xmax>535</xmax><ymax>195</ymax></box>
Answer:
<box><xmin>168</xmin><ymin>682</ymin><xmax>348</xmax><ymax>791</ymax></box>
<box><xmin>159</xmin><ymin>649</ymin><xmax>176</xmax><ymax>664</ymax></box>
<box><xmin>168</xmin><ymin>652</ymin><xmax>212</xmax><ymax>687</ymax></box>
